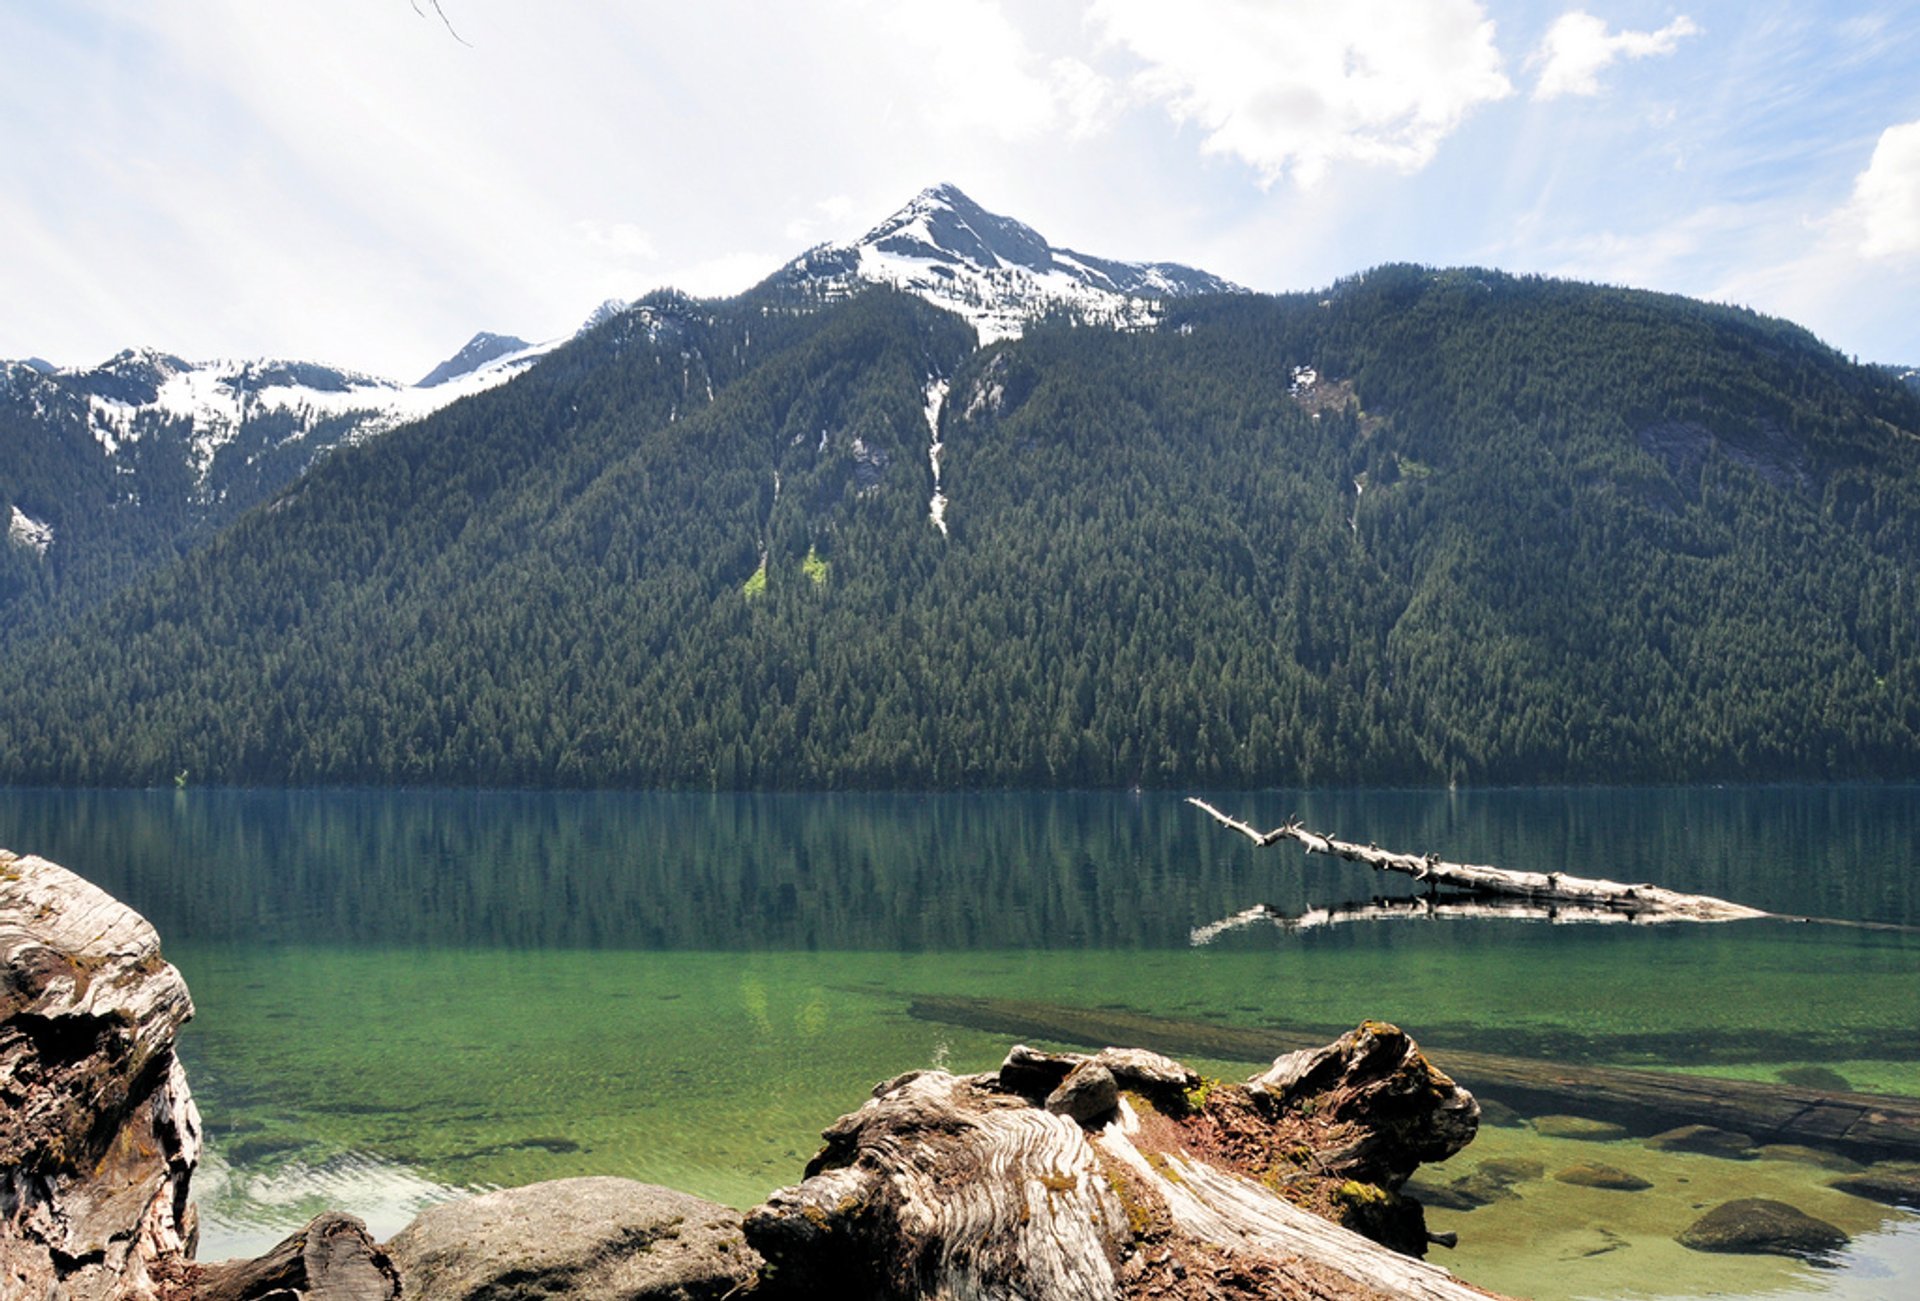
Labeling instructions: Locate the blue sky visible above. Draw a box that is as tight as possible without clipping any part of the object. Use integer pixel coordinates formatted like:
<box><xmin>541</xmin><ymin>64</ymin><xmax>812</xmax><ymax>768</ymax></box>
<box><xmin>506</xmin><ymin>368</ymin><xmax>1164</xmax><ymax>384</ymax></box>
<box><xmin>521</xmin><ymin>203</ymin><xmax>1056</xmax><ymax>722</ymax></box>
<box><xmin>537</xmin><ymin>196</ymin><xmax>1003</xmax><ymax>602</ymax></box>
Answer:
<box><xmin>3</xmin><ymin>1</ymin><xmax>1916</xmax><ymax>379</ymax></box>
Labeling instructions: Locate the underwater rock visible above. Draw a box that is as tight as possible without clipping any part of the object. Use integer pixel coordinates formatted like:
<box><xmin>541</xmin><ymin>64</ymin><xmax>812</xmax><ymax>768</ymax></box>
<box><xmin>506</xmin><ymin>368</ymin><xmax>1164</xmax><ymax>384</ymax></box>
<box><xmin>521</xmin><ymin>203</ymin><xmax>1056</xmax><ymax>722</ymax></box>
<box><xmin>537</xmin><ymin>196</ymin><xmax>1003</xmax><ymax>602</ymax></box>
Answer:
<box><xmin>170</xmin><ymin>1211</ymin><xmax>398</xmax><ymax>1300</ymax></box>
<box><xmin>1644</xmin><ymin>1124</ymin><xmax>1755</xmax><ymax>1158</ymax></box>
<box><xmin>747</xmin><ymin>1024</ymin><xmax>1499</xmax><ymax>1299</ymax></box>
<box><xmin>1827</xmin><ymin>1164</ymin><xmax>1920</xmax><ymax>1210</ymax></box>
<box><xmin>1476</xmin><ymin>1158</ymin><xmax>1544</xmax><ymax>1183</ymax></box>
<box><xmin>1753</xmin><ymin>1143</ymin><xmax>1864</xmax><ymax>1172</ymax></box>
<box><xmin>1476</xmin><ymin>1097</ymin><xmax>1523</xmax><ymax>1128</ymax></box>
<box><xmin>1531</xmin><ymin>1114</ymin><xmax>1630</xmax><ymax>1142</ymax></box>
<box><xmin>384</xmin><ymin>1176</ymin><xmax>759</xmax><ymax>1300</ymax></box>
<box><xmin>1553</xmin><ymin>1162</ymin><xmax>1652</xmax><ymax>1191</ymax></box>
<box><xmin>1408</xmin><ymin>1157</ymin><xmax>1542</xmax><ymax>1211</ymax></box>
<box><xmin>1677</xmin><ymin>1198</ymin><xmax>1848</xmax><ymax>1259</ymax></box>
<box><xmin>0</xmin><ymin>849</ymin><xmax>202</xmax><ymax>1301</ymax></box>
<box><xmin>1406</xmin><ymin>1170</ymin><xmax>1520</xmax><ymax>1211</ymax></box>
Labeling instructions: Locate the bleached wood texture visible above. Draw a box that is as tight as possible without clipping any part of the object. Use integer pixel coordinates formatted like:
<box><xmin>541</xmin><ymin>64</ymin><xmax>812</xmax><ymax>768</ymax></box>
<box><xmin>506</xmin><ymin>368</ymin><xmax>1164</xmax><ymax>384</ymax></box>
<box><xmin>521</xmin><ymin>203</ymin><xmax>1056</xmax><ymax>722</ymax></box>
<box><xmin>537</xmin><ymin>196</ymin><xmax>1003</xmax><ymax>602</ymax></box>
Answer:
<box><xmin>1</xmin><ymin>849</ymin><xmax>202</xmax><ymax>1301</ymax></box>
<box><xmin>746</xmin><ymin>1029</ymin><xmax>1507</xmax><ymax>1300</ymax></box>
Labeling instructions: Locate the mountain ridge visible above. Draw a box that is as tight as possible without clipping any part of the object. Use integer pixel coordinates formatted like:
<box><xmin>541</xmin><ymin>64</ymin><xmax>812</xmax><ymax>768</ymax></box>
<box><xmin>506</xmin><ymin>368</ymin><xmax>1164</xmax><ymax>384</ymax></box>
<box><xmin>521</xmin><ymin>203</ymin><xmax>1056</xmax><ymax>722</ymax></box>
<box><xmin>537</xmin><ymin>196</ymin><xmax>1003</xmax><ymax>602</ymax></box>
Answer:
<box><xmin>6</xmin><ymin>254</ymin><xmax>1920</xmax><ymax>788</ymax></box>
<box><xmin>1</xmin><ymin>185</ymin><xmax>1240</xmax><ymax>645</ymax></box>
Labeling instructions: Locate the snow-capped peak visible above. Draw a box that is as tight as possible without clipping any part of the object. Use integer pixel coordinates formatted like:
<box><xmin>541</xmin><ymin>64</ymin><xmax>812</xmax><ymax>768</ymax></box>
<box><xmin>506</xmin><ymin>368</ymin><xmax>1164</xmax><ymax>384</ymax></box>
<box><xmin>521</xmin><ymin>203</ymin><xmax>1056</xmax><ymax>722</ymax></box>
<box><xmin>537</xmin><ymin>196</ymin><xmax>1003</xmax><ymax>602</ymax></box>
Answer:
<box><xmin>417</xmin><ymin>331</ymin><xmax>534</xmax><ymax>388</ymax></box>
<box><xmin>767</xmin><ymin>184</ymin><xmax>1242</xmax><ymax>343</ymax></box>
<box><xmin>578</xmin><ymin>298</ymin><xmax>633</xmax><ymax>335</ymax></box>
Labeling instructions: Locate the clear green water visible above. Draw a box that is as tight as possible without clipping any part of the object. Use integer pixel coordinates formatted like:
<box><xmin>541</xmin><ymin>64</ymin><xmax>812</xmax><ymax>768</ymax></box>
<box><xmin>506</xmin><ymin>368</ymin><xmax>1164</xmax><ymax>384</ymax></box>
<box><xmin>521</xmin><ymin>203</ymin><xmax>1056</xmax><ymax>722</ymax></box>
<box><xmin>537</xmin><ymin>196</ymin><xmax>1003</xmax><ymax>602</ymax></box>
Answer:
<box><xmin>3</xmin><ymin>787</ymin><xmax>1917</xmax><ymax>1299</ymax></box>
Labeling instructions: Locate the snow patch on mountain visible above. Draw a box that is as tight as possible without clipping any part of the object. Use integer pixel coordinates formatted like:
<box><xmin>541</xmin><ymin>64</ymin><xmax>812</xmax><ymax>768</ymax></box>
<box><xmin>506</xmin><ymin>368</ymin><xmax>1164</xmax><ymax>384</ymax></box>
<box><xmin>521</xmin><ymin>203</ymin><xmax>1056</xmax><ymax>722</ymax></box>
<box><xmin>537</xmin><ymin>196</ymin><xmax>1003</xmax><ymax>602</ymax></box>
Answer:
<box><xmin>924</xmin><ymin>378</ymin><xmax>950</xmax><ymax>536</ymax></box>
<box><xmin>8</xmin><ymin>506</ymin><xmax>53</xmax><ymax>556</ymax></box>
<box><xmin>769</xmin><ymin>184</ymin><xmax>1242</xmax><ymax>343</ymax></box>
<box><xmin>417</xmin><ymin>332</ymin><xmax>533</xmax><ymax>387</ymax></box>
<box><xmin>57</xmin><ymin>340</ymin><xmax>556</xmax><ymax>491</ymax></box>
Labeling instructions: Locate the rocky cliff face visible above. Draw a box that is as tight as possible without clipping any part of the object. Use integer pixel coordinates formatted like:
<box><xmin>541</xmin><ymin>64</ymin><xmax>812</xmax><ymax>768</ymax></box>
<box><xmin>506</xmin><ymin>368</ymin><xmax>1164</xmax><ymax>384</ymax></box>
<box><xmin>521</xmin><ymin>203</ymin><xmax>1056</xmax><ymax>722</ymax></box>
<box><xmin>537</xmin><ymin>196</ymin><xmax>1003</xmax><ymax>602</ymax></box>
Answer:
<box><xmin>0</xmin><ymin>850</ymin><xmax>201</xmax><ymax>1300</ymax></box>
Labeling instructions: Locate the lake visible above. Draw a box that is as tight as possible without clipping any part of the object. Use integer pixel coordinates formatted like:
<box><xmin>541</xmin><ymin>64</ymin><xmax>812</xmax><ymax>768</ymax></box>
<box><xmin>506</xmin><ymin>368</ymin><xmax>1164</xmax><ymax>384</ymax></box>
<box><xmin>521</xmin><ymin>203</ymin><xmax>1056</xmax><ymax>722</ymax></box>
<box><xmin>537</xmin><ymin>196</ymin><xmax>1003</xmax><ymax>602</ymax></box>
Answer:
<box><xmin>4</xmin><ymin>786</ymin><xmax>1917</xmax><ymax>1299</ymax></box>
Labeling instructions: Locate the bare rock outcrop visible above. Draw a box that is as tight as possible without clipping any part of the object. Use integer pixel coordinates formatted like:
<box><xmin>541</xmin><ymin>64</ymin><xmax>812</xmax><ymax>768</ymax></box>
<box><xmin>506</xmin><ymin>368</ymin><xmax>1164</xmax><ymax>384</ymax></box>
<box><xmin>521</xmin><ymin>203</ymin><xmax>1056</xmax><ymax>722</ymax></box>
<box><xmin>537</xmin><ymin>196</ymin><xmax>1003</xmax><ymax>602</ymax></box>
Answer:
<box><xmin>745</xmin><ymin>1023</ymin><xmax>1498</xmax><ymax>1300</ymax></box>
<box><xmin>2</xmin><ymin>849</ymin><xmax>202</xmax><ymax>1301</ymax></box>
<box><xmin>383</xmin><ymin>1176</ymin><xmax>760</xmax><ymax>1300</ymax></box>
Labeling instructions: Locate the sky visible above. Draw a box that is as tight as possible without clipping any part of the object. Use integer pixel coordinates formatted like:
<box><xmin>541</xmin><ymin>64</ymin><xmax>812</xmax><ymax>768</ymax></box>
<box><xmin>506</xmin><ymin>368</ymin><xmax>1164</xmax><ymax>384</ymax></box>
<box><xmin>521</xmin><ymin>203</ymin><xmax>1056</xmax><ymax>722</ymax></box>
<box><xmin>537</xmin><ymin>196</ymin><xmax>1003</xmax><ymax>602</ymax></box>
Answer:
<box><xmin>2</xmin><ymin>0</ymin><xmax>1916</xmax><ymax>381</ymax></box>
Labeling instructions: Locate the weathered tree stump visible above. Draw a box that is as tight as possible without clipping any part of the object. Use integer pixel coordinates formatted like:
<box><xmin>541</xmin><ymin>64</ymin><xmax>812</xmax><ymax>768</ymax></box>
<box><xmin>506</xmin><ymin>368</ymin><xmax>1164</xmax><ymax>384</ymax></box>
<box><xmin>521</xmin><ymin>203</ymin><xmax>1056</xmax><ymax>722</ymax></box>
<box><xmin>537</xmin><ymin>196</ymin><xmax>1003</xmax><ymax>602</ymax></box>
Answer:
<box><xmin>1</xmin><ymin>849</ymin><xmax>203</xmax><ymax>1301</ymax></box>
<box><xmin>746</xmin><ymin>1026</ymin><xmax>1505</xmax><ymax>1300</ymax></box>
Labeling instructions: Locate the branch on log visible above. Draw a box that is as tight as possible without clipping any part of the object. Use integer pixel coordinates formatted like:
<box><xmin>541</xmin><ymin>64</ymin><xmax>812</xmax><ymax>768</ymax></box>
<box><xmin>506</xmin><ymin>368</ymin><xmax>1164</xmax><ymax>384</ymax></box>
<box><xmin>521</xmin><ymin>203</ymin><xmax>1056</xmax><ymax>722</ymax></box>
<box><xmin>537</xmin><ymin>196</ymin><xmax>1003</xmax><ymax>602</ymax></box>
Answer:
<box><xmin>1187</xmin><ymin>798</ymin><xmax>1773</xmax><ymax>923</ymax></box>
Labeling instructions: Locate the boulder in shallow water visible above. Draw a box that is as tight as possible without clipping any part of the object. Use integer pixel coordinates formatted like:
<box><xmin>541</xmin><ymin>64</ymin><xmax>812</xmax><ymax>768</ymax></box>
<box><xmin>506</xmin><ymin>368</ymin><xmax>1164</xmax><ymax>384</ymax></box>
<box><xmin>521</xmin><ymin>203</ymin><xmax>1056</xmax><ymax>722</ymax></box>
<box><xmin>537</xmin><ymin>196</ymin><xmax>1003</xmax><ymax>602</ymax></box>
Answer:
<box><xmin>383</xmin><ymin>1176</ymin><xmax>760</xmax><ymax>1300</ymax></box>
<box><xmin>1476</xmin><ymin>1157</ymin><xmax>1544</xmax><ymax>1183</ymax></box>
<box><xmin>1406</xmin><ymin>1170</ymin><xmax>1518</xmax><ymax>1211</ymax></box>
<box><xmin>1554</xmin><ymin>1162</ymin><xmax>1652</xmax><ymax>1191</ymax></box>
<box><xmin>1677</xmin><ymin>1198</ymin><xmax>1848</xmax><ymax>1259</ymax></box>
<box><xmin>1828</xmin><ymin>1165</ymin><xmax>1920</xmax><ymax>1209</ymax></box>
<box><xmin>1644</xmin><ymin>1124</ymin><xmax>1755</xmax><ymax>1158</ymax></box>
<box><xmin>1476</xmin><ymin>1097</ymin><xmax>1523</xmax><ymax>1128</ymax></box>
<box><xmin>1531</xmin><ymin>1114</ymin><xmax>1630</xmax><ymax>1142</ymax></box>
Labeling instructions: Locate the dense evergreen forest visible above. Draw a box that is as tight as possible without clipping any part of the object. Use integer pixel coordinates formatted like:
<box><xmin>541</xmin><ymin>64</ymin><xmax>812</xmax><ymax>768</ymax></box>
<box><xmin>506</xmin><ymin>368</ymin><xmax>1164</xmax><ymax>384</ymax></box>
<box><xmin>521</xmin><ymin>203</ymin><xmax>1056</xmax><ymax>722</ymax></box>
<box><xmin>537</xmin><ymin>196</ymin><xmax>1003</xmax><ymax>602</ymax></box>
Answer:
<box><xmin>0</xmin><ymin>355</ymin><xmax>380</xmax><ymax>648</ymax></box>
<box><xmin>5</xmin><ymin>267</ymin><xmax>1920</xmax><ymax>788</ymax></box>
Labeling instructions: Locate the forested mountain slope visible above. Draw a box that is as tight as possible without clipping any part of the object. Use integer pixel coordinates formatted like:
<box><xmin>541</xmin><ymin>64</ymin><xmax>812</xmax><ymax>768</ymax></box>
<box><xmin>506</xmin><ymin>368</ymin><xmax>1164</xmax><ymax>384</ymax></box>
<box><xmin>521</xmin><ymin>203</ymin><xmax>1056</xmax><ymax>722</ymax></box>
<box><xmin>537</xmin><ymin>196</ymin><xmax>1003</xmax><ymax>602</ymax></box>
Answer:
<box><xmin>0</xmin><ymin>338</ymin><xmax>548</xmax><ymax>648</ymax></box>
<box><xmin>5</xmin><ymin>267</ymin><xmax>1919</xmax><ymax>788</ymax></box>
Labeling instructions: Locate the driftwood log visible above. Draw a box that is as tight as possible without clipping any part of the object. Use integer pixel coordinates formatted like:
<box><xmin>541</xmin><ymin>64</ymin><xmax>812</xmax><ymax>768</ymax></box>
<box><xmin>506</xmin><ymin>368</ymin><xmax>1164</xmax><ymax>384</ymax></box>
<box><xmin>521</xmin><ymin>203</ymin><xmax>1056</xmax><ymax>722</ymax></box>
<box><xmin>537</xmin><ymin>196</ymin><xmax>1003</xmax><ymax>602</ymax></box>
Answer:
<box><xmin>164</xmin><ymin>1212</ymin><xmax>399</xmax><ymax>1301</ymax></box>
<box><xmin>910</xmin><ymin>994</ymin><xmax>1920</xmax><ymax>1166</ymax></box>
<box><xmin>1187</xmin><ymin>799</ymin><xmax>1772</xmax><ymax>923</ymax></box>
<box><xmin>1</xmin><ymin>849</ymin><xmax>202</xmax><ymax>1301</ymax></box>
<box><xmin>746</xmin><ymin>1025</ymin><xmax>1508</xmax><ymax>1300</ymax></box>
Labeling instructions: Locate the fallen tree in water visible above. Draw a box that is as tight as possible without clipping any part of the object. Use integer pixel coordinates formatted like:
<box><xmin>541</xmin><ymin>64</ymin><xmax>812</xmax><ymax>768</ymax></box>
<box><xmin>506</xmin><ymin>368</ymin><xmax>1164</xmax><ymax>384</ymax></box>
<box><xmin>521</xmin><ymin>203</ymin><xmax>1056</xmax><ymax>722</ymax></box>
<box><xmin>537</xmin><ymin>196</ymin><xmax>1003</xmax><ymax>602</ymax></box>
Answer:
<box><xmin>1187</xmin><ymin>798</ymin><xmax>1773</xmax><ymax>923</ymax></box>
<box><xmin>909</xmin><ymin>993</ymin><xmax>1920</xmax><ymax>1166</ymax></box>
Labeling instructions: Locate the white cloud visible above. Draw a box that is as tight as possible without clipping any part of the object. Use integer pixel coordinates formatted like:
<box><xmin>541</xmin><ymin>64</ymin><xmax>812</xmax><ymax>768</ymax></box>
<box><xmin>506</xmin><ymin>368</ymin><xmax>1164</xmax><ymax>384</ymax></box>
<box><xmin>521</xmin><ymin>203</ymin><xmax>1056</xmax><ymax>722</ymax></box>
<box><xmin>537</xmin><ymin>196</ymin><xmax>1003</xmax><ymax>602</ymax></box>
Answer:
<box><xmin>1050</xmin><ymin>56</ymin><xmax>1119</xmax><ymax>140</ymax></box>
<box><xmin>859</xmin><ymin>0</ymin><xmax>1094</xmax><ymax>142</ymax></box>
<box><xmin>1531</xmin><ymin>11</ymin><xmax>1700</xmax><ymax>101</ymax></box>
<box><xmin>575</xmin><ymin>221</ymin><xmax>658</xmax><ymax>262</ymax></box>
<box><xmin>1087</xmin><ymin>0</ymin><xmax>1513</xmax><ymax>187</ymax></box>
<box><xmin>658</xmin><ymin>250</ymin><xmax>784</xmax><ymax>300</ymax></box>
<box><xmin>1848</xmin><ymin>119</ymin><xmax>1920</xmax><ymax>260</ymax></box>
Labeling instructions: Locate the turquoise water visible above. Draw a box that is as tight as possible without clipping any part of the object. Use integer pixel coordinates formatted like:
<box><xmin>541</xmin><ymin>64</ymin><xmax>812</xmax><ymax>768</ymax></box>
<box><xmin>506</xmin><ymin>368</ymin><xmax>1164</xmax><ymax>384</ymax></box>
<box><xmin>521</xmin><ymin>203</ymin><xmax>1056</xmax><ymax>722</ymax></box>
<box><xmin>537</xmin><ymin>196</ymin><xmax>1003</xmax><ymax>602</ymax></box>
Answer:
<box><xmin>4</xmin><ymin>787</ymin><xmax>1917</xmax><ymax>1298</ymax></box>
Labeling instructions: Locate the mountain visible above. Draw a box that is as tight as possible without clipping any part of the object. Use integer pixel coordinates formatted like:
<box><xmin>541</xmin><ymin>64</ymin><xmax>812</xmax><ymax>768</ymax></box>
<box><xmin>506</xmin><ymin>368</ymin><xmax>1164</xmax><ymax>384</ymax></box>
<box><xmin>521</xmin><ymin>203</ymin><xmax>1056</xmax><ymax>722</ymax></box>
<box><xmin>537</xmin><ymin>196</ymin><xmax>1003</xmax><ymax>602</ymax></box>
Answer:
<box><xmin>0</xmin><ymin>335</ymin><xmax>552</xmax><ymax>644</ymax></box>
<box><xmin>5</xmin><ymin>245</ymin><xmax>1920</xmax><ymax>789</ymax></box>
<box><xmin>764</xmin><ymin>183</ymin><xmax>1243</xmax><ymax>341</ymax></box>
<box><xmin>416</xmin><ymin>331</ymin><xmax>535</xmax><ymax>387</ymax></box>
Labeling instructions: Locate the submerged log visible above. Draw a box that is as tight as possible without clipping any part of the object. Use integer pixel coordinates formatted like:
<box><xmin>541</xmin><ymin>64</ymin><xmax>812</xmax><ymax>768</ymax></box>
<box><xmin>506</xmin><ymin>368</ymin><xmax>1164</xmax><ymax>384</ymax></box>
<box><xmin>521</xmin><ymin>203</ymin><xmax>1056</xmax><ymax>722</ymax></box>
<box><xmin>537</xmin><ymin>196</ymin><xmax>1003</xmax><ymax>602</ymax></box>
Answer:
<box><xmin>1187</xmin><ymin>799</ymin><xmax>1772</xmax><ymax>923</ymax></box>
<box><xmin>908</xmin><ymin>994</ymin><xmax>1920</xmax><ymax>1166</ymax></box>
<box><xmin>746</xmin><ymin>1025</ymin><xmax>1504</xmax><ymax>1300</ymax></box>
<box><xmin>1</xmin><ymin>849</ymin><xmax>202</xmax><ymax>1301</ymax></box>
